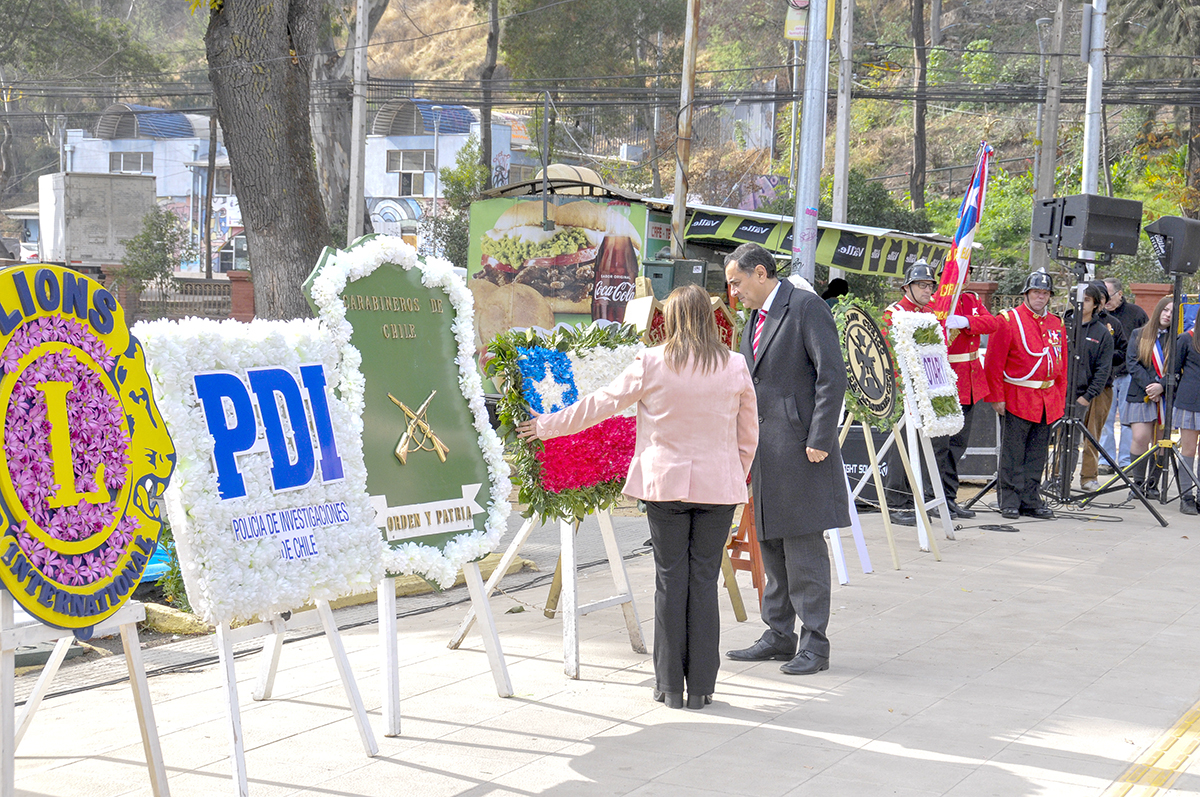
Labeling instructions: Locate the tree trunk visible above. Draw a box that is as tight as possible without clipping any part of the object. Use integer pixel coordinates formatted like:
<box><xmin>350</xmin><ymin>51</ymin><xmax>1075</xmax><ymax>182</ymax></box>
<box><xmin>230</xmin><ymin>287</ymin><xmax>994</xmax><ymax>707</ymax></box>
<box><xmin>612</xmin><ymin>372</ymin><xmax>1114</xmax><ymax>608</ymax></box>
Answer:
<box><xmin>480</xmin><ymin>0</ymin><xmax>499</xmax><ymax>189</ymax></box>
<box><xmin>206</xmin><ymin>0</ymin><xmax>330</xmax><ymax>320</ymax></box>
<box><xmin>310</xmin><ymin>0</ymin><xmax>389</xmax><ymax>233</ymax></box>
<box><xmin>310</xmin><ymin>51</ymin><xmax>352</xmax><ymax>234</ymax></box>
<box><xmin>930</xmin><ymin>0</ymin><xmax>941</xmax><ymax>46</ymax></box>
<box><xmin>911</xmin><ymin>0</ymin><xmax>927</xmax><ymax>211</ymax></box>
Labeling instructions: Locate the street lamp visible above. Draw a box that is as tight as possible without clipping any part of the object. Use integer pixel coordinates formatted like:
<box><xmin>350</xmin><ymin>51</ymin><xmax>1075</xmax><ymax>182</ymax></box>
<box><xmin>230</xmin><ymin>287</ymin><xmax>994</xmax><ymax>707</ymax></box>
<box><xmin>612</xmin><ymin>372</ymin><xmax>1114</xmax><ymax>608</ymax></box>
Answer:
<box><xmin>1032</xmin><ymin>18</ymin><xmax>1052</xmax><ymax>181</ymax></box>
<box><xmin>431</xmin><ymin>105</ymin><xmax>443</xmax><ymax>236</ymax></box>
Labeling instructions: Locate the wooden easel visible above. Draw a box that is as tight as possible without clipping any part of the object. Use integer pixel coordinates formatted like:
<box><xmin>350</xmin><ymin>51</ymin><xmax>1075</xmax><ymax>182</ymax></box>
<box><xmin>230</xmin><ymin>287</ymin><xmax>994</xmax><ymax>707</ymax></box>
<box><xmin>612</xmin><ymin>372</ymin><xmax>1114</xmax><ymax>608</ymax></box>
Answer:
<box><xmin>447</xmin><ymin>509</ymin><xmax>646</xmax><ymax>680</ymax></box>
<box><xmin>216</xmin><ymin>600</ymin><xmax>377</xmax><ymax>796</ymax></box>
<box><xmin>725</xmin><ymin>468</ymin><xmax>872</xmax><ymax>589</ymax></box>
<box><xmin>727</xmin><ymin>498</ymin><xmax>765</xmax><ymax>607</ymax></box>
<box><xmin>379</xmin><ymin>559</ymin><xmax>512</xmax><ymax>736</ymax></box>
<box><xmin>2</xmin><ymin>592</ymin><xmax>169</xmax><ymax>797</ymax></box>
<box><xmin>839</xmin><ymin>417</ymin><xmax>903</xmax><ymax>569</ymax></box>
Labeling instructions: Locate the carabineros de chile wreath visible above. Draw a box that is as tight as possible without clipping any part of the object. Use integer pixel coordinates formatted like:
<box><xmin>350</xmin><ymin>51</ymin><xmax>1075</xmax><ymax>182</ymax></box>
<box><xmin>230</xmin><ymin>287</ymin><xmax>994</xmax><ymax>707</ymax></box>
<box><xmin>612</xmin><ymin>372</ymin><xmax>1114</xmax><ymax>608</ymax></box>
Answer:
<box><xmin>488</xmin><ymin>323</ymin><xmax>643</xmax><ymax>522</ymax></box>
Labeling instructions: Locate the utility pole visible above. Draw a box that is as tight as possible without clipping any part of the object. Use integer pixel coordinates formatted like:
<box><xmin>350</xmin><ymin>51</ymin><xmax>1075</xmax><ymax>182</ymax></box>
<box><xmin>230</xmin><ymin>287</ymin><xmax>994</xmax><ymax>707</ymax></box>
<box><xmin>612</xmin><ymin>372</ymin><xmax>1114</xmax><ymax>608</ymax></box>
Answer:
<box><xmin>671</xmin><ymin>0</ymin><xmax>699</xmax><ymax>259</ymax></box>
<box><xmin>346</xmin><ymin>0</ymin><xmax>369</xmax><ymax>244</ymax></box>
<box><xmin>831</xmin><ymin>0</ymin><xmax>854</xmax><ymax>282</ymax></box>
<box><xmin>788</xmin><ymin>40</ymin><xmax>800</xmax><ymax>197</ymax></box>
<box><xmin>911</xmin><ymin>0</ymin><xmax>927</xmax><ymax>211</ymax></box>
<box><xmin>1080</xmin><ymin>0</ymin><xmax>1107</xmax><ymax>197</ymax></box>
<box><xmin>792</xmin><ymin>0</ymin><xmax>829</xmax><ymax>282</ymax></box>
<box><xmin>1031</xmin><ymin>1</ymin><xmax>1066</xmax><ymax>270</ymax></box>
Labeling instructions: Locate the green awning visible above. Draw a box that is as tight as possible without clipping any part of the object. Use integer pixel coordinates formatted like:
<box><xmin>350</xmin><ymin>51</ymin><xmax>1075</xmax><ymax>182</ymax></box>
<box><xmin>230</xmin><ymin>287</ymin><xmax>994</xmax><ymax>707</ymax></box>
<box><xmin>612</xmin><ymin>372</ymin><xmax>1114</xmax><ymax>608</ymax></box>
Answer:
<box><xmin>684</xmin><ymin>207</ymin><xmax>951</xmax><ymax>279</ymax></box>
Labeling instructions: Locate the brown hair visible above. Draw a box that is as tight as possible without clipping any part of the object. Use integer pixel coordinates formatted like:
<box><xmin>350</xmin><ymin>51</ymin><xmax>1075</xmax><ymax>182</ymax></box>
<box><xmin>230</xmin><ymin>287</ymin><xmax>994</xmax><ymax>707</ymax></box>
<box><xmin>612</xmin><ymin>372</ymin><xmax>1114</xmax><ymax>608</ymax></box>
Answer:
<box><xmin>1136</xmin><ymin>295</ymin><xmax>1173</xmax><ymax>367</ymax></box>
<box><xmin>662</xmin><ymin>283</ymin><xmax>730</xmax><ymax>374</ymax></box>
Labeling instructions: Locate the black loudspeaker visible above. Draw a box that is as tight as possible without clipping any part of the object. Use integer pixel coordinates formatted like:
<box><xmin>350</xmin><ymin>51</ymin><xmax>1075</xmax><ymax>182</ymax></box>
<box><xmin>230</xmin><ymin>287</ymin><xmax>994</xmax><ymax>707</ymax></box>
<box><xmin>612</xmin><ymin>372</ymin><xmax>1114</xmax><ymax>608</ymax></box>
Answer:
<box><xmin>1145</xmin><ymin>216</ymin><xmax>1200</xmax><ymax>275</ymax></box>
<box><xmin>1057</xmin><ymin>194</ymin><xmax>1143</xmax><ymax>255</ymax></box>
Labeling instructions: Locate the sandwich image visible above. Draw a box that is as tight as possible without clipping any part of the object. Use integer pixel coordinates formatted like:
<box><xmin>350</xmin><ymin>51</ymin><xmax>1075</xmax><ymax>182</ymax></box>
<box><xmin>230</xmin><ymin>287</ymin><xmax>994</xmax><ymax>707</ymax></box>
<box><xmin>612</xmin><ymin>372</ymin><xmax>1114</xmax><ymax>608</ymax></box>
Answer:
<box><xmin>474</xmin><ymin>200</ymin><xmax>608</xmax><ymax>314</ymax></box>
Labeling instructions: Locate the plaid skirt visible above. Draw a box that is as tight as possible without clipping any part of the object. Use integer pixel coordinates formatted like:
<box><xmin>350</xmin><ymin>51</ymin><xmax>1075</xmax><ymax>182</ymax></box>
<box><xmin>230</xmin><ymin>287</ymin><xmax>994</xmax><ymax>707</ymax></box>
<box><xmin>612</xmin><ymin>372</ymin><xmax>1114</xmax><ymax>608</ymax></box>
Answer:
<box><xmin>1174</xmin><ymin>407</ymin><xmax>1200</xmax><ymax>430</ymax></box>
<box><xmin>1122</xmin><ymin>399</ymin><xmax>1161</xmax><ymax>424</ymax></box>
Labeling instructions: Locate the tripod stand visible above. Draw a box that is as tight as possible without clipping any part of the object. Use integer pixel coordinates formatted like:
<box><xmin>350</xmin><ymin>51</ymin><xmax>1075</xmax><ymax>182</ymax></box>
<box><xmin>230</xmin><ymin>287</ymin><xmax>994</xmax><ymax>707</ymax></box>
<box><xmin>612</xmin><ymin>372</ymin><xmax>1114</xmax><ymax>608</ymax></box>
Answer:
<box><xmin>1047</xmin><ymin>260</ymin><xmax>1166</xmax><ymax>526</ymax></box>
<box><xmin>1083</xmin><ymin>271</ymin><xmax>1200</xmax><ymax>517</ymax></box>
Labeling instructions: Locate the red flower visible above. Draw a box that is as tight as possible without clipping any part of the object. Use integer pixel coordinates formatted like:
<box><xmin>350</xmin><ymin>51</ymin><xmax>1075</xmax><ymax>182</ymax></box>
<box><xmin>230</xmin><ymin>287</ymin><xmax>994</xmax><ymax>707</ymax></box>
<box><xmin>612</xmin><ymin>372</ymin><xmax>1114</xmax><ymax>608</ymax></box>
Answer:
<box><xmin>536</xmin><ymin>416</ymin><xmax>636</xmax><ymax>493</ymax></box>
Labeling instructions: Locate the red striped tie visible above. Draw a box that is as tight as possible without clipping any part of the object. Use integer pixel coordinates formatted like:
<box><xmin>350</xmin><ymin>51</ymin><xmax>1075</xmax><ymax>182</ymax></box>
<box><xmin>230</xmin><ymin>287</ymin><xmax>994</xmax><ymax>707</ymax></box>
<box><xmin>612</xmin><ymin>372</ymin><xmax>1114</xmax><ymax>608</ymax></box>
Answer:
<box><xmin>752</xmin><ymin>309</ymin><xmax>767</xmax><ymax>357</ymax></box>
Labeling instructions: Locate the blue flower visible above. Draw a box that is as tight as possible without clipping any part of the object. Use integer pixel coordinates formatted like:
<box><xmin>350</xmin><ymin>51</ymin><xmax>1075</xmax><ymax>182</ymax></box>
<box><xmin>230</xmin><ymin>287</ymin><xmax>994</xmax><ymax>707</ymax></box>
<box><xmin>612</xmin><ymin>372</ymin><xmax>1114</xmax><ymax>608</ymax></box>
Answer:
<box><xmin>516</xmin><ymin>347</ymin><xmax>579</xmax><ymax>414</ymax></box>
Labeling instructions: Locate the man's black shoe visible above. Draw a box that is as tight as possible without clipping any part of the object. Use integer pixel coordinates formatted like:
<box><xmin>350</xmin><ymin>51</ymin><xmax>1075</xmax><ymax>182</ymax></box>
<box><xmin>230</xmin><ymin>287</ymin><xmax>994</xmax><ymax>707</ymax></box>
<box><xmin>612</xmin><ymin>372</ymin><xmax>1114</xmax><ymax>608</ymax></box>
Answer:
<box><xmin>780</xmin><ymin>650</ymin><xmax>829</xmax><ymax>675</ymax></box>
<box><xmin>1097</xmin><ymin>463</ymin><xmax>1115</xmax><ymax>475</ymax></box>
<box><xmin>948</xmin><ymin>501</ymin><xmax>976</xmax><ymax>519</ymax></box>
<box><xmin>726</xmin><ymin>639</ymin><xmax>795</xmax><ymax>662</ymax></box>
<box><xmin>889</xmin><ymin>510</ymin><xmax>917</xmax><ymax>527</ymax></box>
<box><xmin>1019</xmin><ymin>506</ymin><xmax>1055</xmax><ymax>520</ymax></box>
<box><xmin>1000</xmin><ymin>507</ymin><xmax>1020</xmax><ymax>520</ymax></box>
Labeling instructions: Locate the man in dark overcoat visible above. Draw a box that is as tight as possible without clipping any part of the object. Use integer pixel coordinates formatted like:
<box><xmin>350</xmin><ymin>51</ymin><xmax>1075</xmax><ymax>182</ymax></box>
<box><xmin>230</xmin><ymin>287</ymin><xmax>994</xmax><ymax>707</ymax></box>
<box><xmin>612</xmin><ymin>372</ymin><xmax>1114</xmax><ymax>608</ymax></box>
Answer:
<box><xmin>723</xmin><ymin>243</ymin><xmax>851</xmax><ymax>675</ymax></box>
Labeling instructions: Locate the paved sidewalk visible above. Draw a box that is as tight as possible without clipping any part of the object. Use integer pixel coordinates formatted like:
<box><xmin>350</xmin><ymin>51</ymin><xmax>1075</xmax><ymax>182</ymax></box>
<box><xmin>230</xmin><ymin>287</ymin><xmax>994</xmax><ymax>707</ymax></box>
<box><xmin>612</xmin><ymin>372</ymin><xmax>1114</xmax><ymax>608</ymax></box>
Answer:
<box><xmin>12</xmin><ymin>498</ymin><xmax>1200</xmax><ymax>796</ymax></box>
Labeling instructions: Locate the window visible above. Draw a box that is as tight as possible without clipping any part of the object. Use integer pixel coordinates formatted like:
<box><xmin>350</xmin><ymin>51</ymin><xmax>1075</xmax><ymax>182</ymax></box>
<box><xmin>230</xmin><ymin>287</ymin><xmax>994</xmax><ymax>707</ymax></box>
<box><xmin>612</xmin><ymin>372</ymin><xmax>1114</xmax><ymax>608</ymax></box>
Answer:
<box><xmin>510</xmin><ymin>165</ymin><xmax>538</xmax><ymax>184</ymax></box>
<box><xmin>386</xmin><ymin>149</ymin><xmax>434</xmax><ymax>197</ymax></box>
<box><xmin>217</xmin><ymin>234</ymin><xmax>249</xmax><ymax>273</ymax></box>
<box><xmin>214</xmin><ymin>168</ymin><xmax>234</xmax><ymax>196</ymax></box>
<box><xmin>109</xmin><ymin>152</ymin><xmax>153</xmax><ymax>174</ymax></box>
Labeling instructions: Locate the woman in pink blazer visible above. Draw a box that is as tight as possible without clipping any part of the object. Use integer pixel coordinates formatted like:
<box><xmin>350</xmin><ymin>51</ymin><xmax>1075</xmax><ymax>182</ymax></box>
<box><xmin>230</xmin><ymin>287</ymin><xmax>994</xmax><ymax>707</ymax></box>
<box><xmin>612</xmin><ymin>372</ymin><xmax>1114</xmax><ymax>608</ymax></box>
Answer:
<box><xmin>518</xmin><ymin>284</ymin><xmax>758</xmax><ymax>709</ymax></box>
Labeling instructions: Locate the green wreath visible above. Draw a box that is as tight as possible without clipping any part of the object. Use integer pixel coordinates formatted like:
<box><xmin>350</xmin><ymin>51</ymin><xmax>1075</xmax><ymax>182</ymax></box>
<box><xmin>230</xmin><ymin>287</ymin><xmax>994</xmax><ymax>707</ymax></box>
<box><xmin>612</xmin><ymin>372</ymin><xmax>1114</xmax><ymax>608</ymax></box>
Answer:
<box><xmin>486</xmin><ymin>322</ymin><xmax>643</xmax><ymax>522</ymax></box>
<box><xmin>831</xmin><ymin>296</ymin><xmax>905</xmax><ymax>431</ymax></box>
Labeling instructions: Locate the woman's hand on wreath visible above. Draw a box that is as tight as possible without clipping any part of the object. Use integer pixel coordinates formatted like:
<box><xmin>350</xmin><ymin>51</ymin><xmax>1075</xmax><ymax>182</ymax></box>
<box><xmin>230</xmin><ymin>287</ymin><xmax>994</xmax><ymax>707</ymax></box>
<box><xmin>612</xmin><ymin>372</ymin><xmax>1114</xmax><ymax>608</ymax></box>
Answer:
<box><xmin>516</xmin><ymin>410</ymin><xmax>544</xmax><ymax>441</ymax></box>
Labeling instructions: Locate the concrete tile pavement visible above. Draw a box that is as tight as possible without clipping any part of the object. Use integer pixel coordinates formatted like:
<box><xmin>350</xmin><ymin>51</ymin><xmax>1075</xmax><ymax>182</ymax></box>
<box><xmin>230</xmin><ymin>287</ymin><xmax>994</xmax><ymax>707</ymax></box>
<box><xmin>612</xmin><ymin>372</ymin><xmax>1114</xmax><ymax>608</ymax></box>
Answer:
<box><xmin>11</xmin><ymin>498</ymin><xmax>1200</xmax><ymax>796</ymax></box>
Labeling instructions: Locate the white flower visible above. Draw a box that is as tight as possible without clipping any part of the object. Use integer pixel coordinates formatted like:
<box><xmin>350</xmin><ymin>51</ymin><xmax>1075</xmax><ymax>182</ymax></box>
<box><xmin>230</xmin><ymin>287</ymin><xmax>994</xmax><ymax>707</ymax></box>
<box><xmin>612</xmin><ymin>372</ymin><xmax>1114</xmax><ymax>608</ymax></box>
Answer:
<box><xmin>888</xmin><ymin>310</ymin><xmax>964</xmax><ymax>438</ymax></box>
<box><xmin>135</xmin><ymin>317</ymin><xmax>383</xmax><ymax>625</ymax></box>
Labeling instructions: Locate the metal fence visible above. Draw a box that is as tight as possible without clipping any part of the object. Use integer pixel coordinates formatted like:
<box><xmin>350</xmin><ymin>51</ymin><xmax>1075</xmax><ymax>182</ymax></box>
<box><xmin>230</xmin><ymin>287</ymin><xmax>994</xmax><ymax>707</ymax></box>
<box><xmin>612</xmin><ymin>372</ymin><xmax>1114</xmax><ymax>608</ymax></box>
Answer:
<box><xmin>127</xmin><ymin>278</ymin><xmax>231</xmax><ymax>323</ymax></box>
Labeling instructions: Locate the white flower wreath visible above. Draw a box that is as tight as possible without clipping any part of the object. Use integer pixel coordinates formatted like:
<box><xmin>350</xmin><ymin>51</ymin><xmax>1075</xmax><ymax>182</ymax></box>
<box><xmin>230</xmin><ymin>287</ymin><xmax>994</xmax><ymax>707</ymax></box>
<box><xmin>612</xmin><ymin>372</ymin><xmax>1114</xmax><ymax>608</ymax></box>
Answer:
<box><xmin>888</xmin><ymin>309</ymin><xmax>965</xmax><ymax>439</ymax></box>
<box><xmin>307</xmin><ymin>235</ymin><xmax>511</xmax><ymax>588</ymax></box>
<box><xmin>133</xmin><ymin>317</ymin><xmax>382</xmax><ymax>625</ymax></box>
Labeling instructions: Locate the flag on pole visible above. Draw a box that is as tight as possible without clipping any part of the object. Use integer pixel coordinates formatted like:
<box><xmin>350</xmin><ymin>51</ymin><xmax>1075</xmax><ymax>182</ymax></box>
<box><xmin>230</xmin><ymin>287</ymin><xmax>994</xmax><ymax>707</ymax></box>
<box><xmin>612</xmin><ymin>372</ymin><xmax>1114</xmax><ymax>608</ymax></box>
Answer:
<box><xmin>930</xmin><ymin>141</ymin><xmax>994</xmax><ymax>322</ymax></box>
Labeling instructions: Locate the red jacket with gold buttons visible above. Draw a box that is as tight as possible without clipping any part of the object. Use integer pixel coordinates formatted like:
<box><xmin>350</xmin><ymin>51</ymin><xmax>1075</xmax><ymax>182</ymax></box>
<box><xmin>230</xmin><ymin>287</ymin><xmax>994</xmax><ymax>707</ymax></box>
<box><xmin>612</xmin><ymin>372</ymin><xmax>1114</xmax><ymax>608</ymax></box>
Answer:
<box><xmin>984</xmin><ymin>301</ymin><xmax>1067</xmax><ymax>424</ymax></box>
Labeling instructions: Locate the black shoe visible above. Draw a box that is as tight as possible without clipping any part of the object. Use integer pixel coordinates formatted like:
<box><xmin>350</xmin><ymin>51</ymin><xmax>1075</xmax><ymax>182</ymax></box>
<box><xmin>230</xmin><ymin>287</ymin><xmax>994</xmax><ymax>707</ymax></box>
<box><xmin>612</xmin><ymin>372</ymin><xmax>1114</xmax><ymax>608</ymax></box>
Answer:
<box><xmin>1097</xmin><ymin>463</ymin><xmax>1115</xmax><ymax>475</ymax></box>
<box><xmin>780</xmin><ymin>650</ymin><xmax>830</xmax><ymax>675</ymax></box>
<box><xmin>948</xmin><ymin>501</ymin><xmax>976</xmax><ymax>519</ymax></box>
<box><xmin>726</xmin><ymin>639</ymin><xmax>795</xmax><ymax>662</ymax></box>
<box><xmin>890</xmin><ymin>510</ymin><xmax>917</xmax><ymax>527</ymax></box>
<box><xmin>1183</xmin><ymin>495</ymin><xmax>1198</xmax><ymax>516</ymax></box>
<box><xmin>685</xmin><ymin>693</ymin><xmax>712</xmax><ymax>709</ymax></box>
<box><xmin>1000</xmin><ymin>507</ymin><xmax>1020</xmax><ymax>520</ymax></box>
<box><xmin>1019</xmin><ymin>506</ymin><xmax>1055</xmax><ymax>520</ymax></box>
<box><xmin>653</xmin><ymin>689</ymin><xmax>683</xmax><ymax>708</ymax></box>
<box><xmin>1144</xmin><ymin>484</ymin><xmax>1161</xmax><ymax>500</ymax></box>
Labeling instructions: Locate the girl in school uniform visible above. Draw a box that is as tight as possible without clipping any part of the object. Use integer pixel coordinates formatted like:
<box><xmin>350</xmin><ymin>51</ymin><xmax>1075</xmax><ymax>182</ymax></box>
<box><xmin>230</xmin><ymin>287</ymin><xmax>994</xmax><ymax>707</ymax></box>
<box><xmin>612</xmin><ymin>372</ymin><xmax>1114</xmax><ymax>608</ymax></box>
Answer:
<box><xmin>1124</xmin><ymin>296</ymin><xmax>1174</xmax><ymax>499</ymax></box>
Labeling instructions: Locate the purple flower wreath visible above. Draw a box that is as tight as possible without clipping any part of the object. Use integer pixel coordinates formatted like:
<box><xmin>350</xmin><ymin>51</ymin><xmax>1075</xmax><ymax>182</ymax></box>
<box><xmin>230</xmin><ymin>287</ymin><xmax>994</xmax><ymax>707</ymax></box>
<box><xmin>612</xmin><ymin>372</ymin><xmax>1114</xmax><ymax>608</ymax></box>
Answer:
<box><xmin>3</xmin><ymin>316</ymin><xmax>135</xmax><ymax>586</ymax></box>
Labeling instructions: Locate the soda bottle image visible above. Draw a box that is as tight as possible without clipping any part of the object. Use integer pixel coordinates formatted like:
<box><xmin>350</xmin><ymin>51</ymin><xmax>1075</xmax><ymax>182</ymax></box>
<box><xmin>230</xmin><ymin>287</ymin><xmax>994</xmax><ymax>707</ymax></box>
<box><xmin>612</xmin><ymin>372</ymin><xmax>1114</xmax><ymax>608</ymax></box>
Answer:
<box><xmin>591</xmin><ymin>206</ymin><xmax>642</xmax><ymax>322</ymax></box>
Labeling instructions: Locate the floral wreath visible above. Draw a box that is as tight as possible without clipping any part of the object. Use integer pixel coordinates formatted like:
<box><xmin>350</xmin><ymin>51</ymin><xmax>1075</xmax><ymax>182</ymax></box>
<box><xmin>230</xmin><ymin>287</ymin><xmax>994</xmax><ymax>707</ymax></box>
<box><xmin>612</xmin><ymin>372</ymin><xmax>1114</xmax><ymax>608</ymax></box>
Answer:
<box><xmin>488</xmin><ymin>322</ymin><xmax>643</xmax><ymax>522</ymax></box>
<box><xmin>307</xmin><ymin>235</ymin><xmax>511</xmax><ymax>588</ymax></box>
<box><xmin>0</xmin><ymin>269</ymin><xmax>175</xmax><ymax>634</ymax></box>
<box><xmin>887</xmin><ymin>309</ymin><xmax>964</xmax><ymax>438</ymax></box>
<box><xmin>135</xmin><ymin>315</ymin><xmax>382</xmax><ymax>624</ymax></box>
<box><xmin>831</xmin><ymin>297</ymin><xmax>904</xmax><ymax>431</ymax></box>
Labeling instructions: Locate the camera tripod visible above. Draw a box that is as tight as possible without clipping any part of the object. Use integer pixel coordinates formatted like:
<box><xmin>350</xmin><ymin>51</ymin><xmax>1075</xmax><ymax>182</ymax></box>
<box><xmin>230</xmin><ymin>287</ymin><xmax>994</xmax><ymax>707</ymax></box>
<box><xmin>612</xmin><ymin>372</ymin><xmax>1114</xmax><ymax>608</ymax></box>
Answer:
<box><xmin>1075</xmin><ymin>270</ymin><xmax>1196</xmax><ymax>521</ymax></box>
<box><xmin>961</xmin><ymin>260</ymin><xmax>1168</xmax><ymax>525</ymax></box>
<box><xmin>1041</xmin><ymin>259</ymin><xmax>1167</xmax><ymax>524</ymax></box>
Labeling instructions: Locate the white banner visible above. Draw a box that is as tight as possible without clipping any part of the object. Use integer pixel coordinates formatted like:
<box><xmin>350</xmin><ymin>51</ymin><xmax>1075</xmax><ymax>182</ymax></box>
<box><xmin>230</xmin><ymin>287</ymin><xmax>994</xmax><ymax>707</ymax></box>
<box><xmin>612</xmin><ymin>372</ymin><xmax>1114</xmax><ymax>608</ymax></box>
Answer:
<box><xmin>371</xmin><ymin>483</ymin><xmax>485</xmax><ymax>542</ymax></box>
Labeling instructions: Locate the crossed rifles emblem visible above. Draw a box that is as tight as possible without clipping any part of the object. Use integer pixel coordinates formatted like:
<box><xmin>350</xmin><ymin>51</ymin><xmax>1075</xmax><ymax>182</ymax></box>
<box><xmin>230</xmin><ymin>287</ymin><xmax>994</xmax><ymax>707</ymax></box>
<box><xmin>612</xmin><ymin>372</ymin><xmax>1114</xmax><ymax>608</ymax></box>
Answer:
<box><xmin>388</xmin><ymin>390</ymin><xmax>448</xmax><ymax>464</ymax></box>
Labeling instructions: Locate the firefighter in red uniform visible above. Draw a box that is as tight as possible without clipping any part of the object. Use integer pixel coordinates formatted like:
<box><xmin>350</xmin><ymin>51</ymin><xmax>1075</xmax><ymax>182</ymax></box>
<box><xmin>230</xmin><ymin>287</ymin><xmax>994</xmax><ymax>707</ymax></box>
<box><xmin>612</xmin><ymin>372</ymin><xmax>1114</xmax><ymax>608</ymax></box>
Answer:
<box><xmin>984</xmin><ymin>269</ymin><xmax>1068</xmax><ymax>520</ymax></box>
<box><xmin>882</xmin><ymin>261</ymin><xmax>937</xmax><ymax>524</ymax></box>
<box><xmin>937</xmin><ymin>271</ymin><xmax>1002</xmax><ymax>519</ymax></box>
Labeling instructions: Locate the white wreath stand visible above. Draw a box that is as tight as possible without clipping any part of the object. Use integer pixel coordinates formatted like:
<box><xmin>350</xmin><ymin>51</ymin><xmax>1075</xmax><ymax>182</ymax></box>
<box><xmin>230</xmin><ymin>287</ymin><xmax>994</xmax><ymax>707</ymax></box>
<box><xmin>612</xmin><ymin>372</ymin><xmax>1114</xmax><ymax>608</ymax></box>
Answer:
<box><xmin>828</xmin><ymin>421</ymin><xmax>875</xmax><ymax>585</ymax></box>
<box><xmin>447</xmin><ymin>508</ymin><xmax>646</xmax><ymax>680</ymax></box>
<box><xmin>378</xmin><ymin>559</ymin><xmax>512</xmax><ymax>738</ymax></box>
<box><xmin>871</xmin><ymin>392</ymin><xmax>954</xmax><ymax>556</ymax></box>
<box><xmin>1</xmin><ymin>591</ymin><xmax>169</xmax><ymax>797</ymax></box>
<box><xmin>215</xmin><ymin>600</ymin><xmax>377</xmax><ymax>797</ymax></box>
